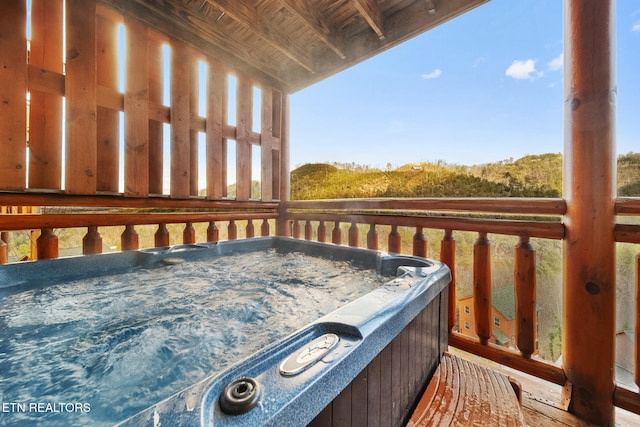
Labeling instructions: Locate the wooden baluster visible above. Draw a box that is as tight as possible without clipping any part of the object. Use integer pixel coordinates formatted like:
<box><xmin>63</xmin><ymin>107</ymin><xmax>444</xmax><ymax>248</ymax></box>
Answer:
<box><xmin>82</xmin><ymin>226</ymin><xmax>102</xmax><ymax>255</ymax></box>
<box><xmin>332</xmin><ymin>221</ymin><xmax>341</xmax><ymax>245</ymax></box>
<box><xmin>183</xmin><ymin>222</ymin><xmax>196</xmax><ymax>244</ymax></box>
<box><xmin>636</xmin><ymin>253</ymin><xmax>640</xmax><ymax>388</ymax></box>
<box><xmin>349</xmin><ymin>222</ymin><xmax>359</xmax><ymax>247</ymax></box>
<box><xmin>413</xmin><ymin>226</ymin><xmax>427</xmax><ymax>258</ymax></box>
<box><xmin>367</xmin><ymin>224</ymin><xmax>378</xmax><ymax>250</ymax></box>
<box><xmin>155</xmin><ymin>223</ymin><xmax>170</xmax><ymax>247</ymax></box>
<box><xmin>388</xmin><ymin>225</ymin><xmax>401</xmax><ymax>253</ymax></box>
<box><xmin>37</xmin><ymin>228</ymin><xmax>59</xmax><ymax>259</ymax></box>
<box><xmin>317</xmin><ymin>221</ymin><xmax>326</xmax><ymax>243</ymax></box>
<box><xmin>246</xmin><ymin>219</ymin><xmax>255</xmax><ymax>238</ymax></box>
<box><xmin>121</xmin><ymin>225</ymin><xmax>139</xmax><ymax>251</ymax></box>
<box><xmin>0</xmin><ymin>232</ymin><xmax>8</xmax><ymax>264</ymax></box>
<box><xmin>207</xmin><ymin>221</ymin><xmax>219</xmax><ymax>242</ymax></box>
<box><xmin>305</xmin><ymin>220</ymin><xmax>313</xmax><ymax>240</ymax></box>
<box><xmin>261</xmin><ymin>219</ymin><xmax>270</xmax><ymax>237</ymax></box>
<box><xmin>292</xmin><ymin>220</ymin><xmax>300</xmax><ymax>238</ymax></box>
<box><xmin>228</xmin><ymin>220</ymin><xmax>237</xmax><ymax>240</ymax></box>
<box><xmin>515</xmin><ymin>236</ymin><xmax>536</xmax><ymax>359</ymax></box>
<box><xmin>440</xmin><ymin>229</ymin><xmax>456</xmax><ymax>332</ymax></box>
<box><xmin>473</xmin><ymin>232</ymin><xmax>491</xmax><ymax>345</ymax></box>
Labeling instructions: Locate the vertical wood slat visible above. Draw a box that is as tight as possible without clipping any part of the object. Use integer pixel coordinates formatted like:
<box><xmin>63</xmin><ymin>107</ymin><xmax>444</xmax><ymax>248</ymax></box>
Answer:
<box><xmin>261</xmin><ymin>87</ymin><xmax>273</xmax><ymax>201</ymax></box>
<box><xmin>317</xmin><ymin>221</ymin><xmax>326</xmax><ymax>243</ymax></box>
<box><xmin>275</xmin><ymin>93</ymin><xmax>290</xmax><ymax>236</ymax></box>
<box><xmin>474</xmin><ymin>232</ymin><xmax>492</xmax><ymax>345</ymax></box>
<box><xmin>246</xmin><ymin>219</ymin><xmax>255</xmax><ymax>238</ymax></box>
<box><xmin>440</xmin><ymin>229</ymin><xmax>456</xmax><ymax>332</ymax></box>
<box><xmin>349</xmin><ymin>222</ymin><xmax>359</xmax><ymax>247</ymax></box>
<box><xmin>235</xmin><ymin>76</ymin><xmax>252</xmax><ymax>201</ymax></box>
<box><xmin>332</xmin><ymin>221</ymin><xmax>342</xmax><ymax>245</ymax></box>
<box><xmin>189</xmin><ymin>56</ymin><xmax>199</xmax><ymax>197</ymax></box>
<box><xmin>261</xmin><ymin>219</ymin><xmax>270</xmax><ymax>237</ymax></box>
<box><xmin>207</xmin><ymin>221</ymin><xmax>219</xmax><ymax>242</ymax></box>
<box><xmin>170</xmin><ymin>39</ymin><xmax>191</xmax><ymax>198</ymax></box>
<box><xmin>0</xmin><ymin>233</ymin><xmax>8</xmax><ymax>264</ymax></box>
<box><xmin>124</xmin><ymin>15</ymin><xmax>150</xmax><ymax>197</ymax></box>
<box><xmin>155</xmin><ymin>223</ymin><xmax>169</xmax><ymax>247</ymax></box>
<box><xmin>413</xmin><ymin>226</ymin><xmax>427</xmax><ymax>257</ymax></box>
<box><xmin>206</xmin><ymin>61</ymin><xmax>225</xmax><ymax>199</ymax></box>
<box><xmin>292</xmin><ymin>219</ymin><xmax>301</xmax><ymax>238</ymax></box>
<box><xmin>65</xmin><ymin>0</ymin><xmax>97</xmax><ymax>194</ymax></box>
<box><xmin>28</xmin><ymin>0</ymin><xmax>63</xmax><ymax>190</ymax></box>
<box><xmin>148</xmin><ymin>34</ymin><xmax>163</xmax><ymax>195</ymax></box>
<box><xmin>388</xmin><ymin>225</ymin><xmax>401</xmax><ymax>253</ymax></box>
<box><xmin>37</xmin><ymin>228</ymin><xmax>58</xmax><ymax>259</ymax></box>
<box><xmin>367</xmin><ymin>224</ymin><xmax>378</xmax><ymax>250</ymax></box>
<box><xmin>305</xmin><ymin>220</ymin><xmax>313</xmax><ymax>240</ymax></box>
<box><xmin>82</xmin><ymin>226</ymin><xmax>102</xmax><ymax>255</ymax></box>
<box><xmin>121</xmin><ymin>225</ymin><xmax>139</xmax><ymax>250</ymax></box>
<box><xmin>183</xmin><ymin>222</ymin><xmax>195</xmax><ymax>244</ymax></box>
<box><xmin>0</xmin><ymin>0</ymin><xmax>27</xmax><ymax>190</ymax></box>
<box><xmin>271</xmin><ymin>89</ymin><xmax>282</xmax><ymax>200</ymax></box>
<box><xmin>515</xmin><ymin>236</ymin><xmax>536</xmax><ymax>358</ymax></box>
<box><xmin>96</xmin><ymin>13</ymin><xmax>120</xmax><ymax>192</ymax></box>
<box><xmin>228</xmin><ymin>220</ymin><xmax>237</xmax><ymax>240</ymax></box>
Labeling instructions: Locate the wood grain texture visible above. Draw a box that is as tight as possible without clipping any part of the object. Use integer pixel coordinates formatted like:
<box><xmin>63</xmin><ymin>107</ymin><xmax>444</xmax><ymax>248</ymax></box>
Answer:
<box><xmin>169</xmin><ymin>39</ymin><xmax>191</xmax><ymax>198</ymax></box>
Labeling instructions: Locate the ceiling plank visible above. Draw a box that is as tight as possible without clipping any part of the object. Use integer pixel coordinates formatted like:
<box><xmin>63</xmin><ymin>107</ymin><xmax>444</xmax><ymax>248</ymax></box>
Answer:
<box><xmin>280</xmin><ymin>0</ymin><xmax>347</xmax><ymax>59</ymax></box>
<box><xmin>352</xmin><ymin>0</ymin><xmax>385</xmax><ymax>40</ymax></box>
<box><xmin>205</xmin><ymin>0</ymin><xmax>315</xmax><ymax>72</ymax></box>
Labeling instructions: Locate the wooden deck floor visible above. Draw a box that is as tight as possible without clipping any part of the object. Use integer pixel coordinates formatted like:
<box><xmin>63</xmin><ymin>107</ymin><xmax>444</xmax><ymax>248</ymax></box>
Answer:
<box><xmin>448</xmin><ymin>349</ymin><xmax>640</xmax><ymax>427</ymax></box>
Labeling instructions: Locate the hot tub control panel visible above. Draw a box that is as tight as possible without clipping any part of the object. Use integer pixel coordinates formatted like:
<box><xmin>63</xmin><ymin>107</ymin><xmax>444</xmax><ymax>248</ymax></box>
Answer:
<box><xmin>279</xmin><ymin>333</ymin><xmax>340</xmax><ymax>376</ymax></box>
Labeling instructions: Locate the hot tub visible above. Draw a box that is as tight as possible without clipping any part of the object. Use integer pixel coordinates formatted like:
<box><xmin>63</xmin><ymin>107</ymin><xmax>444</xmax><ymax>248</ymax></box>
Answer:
<box><xmin>0</xmin><ymin>236</ymin><xmax>450</xmax><ymax>427</ymax></box>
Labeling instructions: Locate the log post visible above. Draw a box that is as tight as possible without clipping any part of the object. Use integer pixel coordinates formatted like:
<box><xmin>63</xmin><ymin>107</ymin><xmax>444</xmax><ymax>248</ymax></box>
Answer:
<box><xmin>413</xmin><ymin>226</ymin><xmax>427</xmax><ymax>258</ymax></box>
<box><xmin>348</xmin><ymin>222</ymin><xmax>359</xmax><ymax>247</ymax></box>
<box><xmin>304</xmin><ymin>220</ymin><xmax>313</xmax><ymax>241</ymax></box>
<box><xmin>0</xmin><ymin>232</ymin><xmax>8</xmax><ymax>264</ymax></box>
<box><xmin>37</xmin><ymin>228</ymin><xmax>58</xmax><ymax>259</ymax></box>
<box><xmin>473</xmin><ymin>232</ymin><xmax>491</xmax><ymax>345</ymax></box>
<box><xmin>317</xmin><ymin>221</ymin><xmax>326</xmax><ymax>243</ymax></box>
<box><xmin>332</xmin><ymin>221</ymin><xmax>341</xmax><ymax>245</ymax></box>
<box><xmin>388</xmin><ymin>225</ymin><xmax>401</xmax><ymax>253</ymax></box>
<box><xmin>515</xmin><ymin>236</ymin><xmax>536</xmax><ymax>359</ymax></box>
<box><xmin>207</xmin><ymin>221</ymin><xmax>219</xmax><ymax>242</ymax></box>
<box><xmin>440</xmin><ymin>229</ymin><xmax>456</xmax><ymax>332</ymax></box>
<box><xmin>636</xmin><ymin>253</ymin><xmax>640</xmax><ymax>388</ymax></box>
<box><xmin>82</xmin><ymin>226</ymin><xmax>102</xmax><ymax>255</ymax></box>
<box><xmin>121</xmin><ymin>225</ymin><xmax>139</xmax><ymax>251</ymax></box>
<box><xmin>292</xmin><ymin>220</ymin><xmax>300</xmax><ymax>238</ymax></box>
<box><xmin>246</xmin><ymin>219</ymin><xmax>255</xmax><ymax>238</ymax></box>
<box><xmin>261</xmin><ymin>219</ymin><xmax>270</xmax><ymax>237</ymax></box>
<box><xmin>155</xmin><ymin>223</ymin><xmax>170</xmax><ymax>247</ymax></box>
<box><xmin>563</xmin><ymin>1</ymin><xmax>616</xmax><ymax>424</ymax></box>
<box><xmin>276</xmin><ymin>94</ymin><xmax>290</xmax><ymax>237</ymax></box>
<box><xmin>183</xmin><ymin>222</ymin><xmax>196</xmax><ymax>244</ymax></box>
<box><xmin>228</xmin><ymin>220</ymin><xmax>237</xmax><ymax>240</ymax></box>
<box><xmin>367</xmin><ymin>224</ymin><xmax>378</xmax><ymax>250</ymax></box>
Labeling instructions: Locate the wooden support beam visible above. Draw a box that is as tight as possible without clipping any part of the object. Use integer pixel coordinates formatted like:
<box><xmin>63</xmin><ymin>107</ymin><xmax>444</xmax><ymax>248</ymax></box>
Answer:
<box><xmin>473</xmin><ymin>232</ymin><xmax>491</xmax><ymax>345</ymax></box>
<box><xmin>279</xmin><ymin>0</ymin><xmax>347</xmax><ymax>59</ymax></box>
<box><xmin>169</xmin><ymin>39</ymin><xmax>192</xmax><ymax>199</ymax></box>
<box><xmin>515</xmin><ymin>236</ymin><xmax>536</xmax><ymax>359</ymax></box>
<box><xmin>235</xmin><ymin>76</ymin><xmax>252</xmax><ymax>201</ymax></box>
<box><xmin>562</xmin><ymin>0</ymin><xmax>616</xmax><ymax>424</ymax></box>
<box><xmin>0</xmin><ymin>0</ymin><xmax>27</xmax><ymax>191</ymax></box>
<box><xmin>204</xmin><ymin>0</ymin><xmax>315</xmax><ymax>72</ymax></box>
<box><xmin>440</xmin><ymin>229</ymin><xmax>456</xmax><ymax>332</ymax></box>
<box><xmin>206</xmin><ymin>61</ymin><xmax>226</xmax><ymax>199</ymax></box>
<box><xmin>353</xmin><ymin>0</ymin><xmax>385</xmax><ymax>40</ymax></box>
<box><xmin>65</xmin><ymin>0</ymin><xmax>98</xmax><ymax>194</ymax></box>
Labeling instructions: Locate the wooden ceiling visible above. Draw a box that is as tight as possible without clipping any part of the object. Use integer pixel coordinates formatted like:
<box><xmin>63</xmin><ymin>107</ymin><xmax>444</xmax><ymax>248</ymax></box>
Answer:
<box><xmin>98</xmin><ymin>0</ymin><xmax>490</xmax><ymax>92</ymax></box>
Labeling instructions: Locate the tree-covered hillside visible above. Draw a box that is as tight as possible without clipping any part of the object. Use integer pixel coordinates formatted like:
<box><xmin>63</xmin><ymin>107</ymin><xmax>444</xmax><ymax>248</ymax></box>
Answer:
<box><xmin>291</xmin><ymin>152</ymin><xmax>640</xmax><ymax>200</ymax></box>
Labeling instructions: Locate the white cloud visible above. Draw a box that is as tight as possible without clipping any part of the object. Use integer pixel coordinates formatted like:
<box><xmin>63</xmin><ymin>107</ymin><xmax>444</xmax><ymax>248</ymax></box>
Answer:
<box><xmin>505</xmin><ymin>59</ymin><xmax>543</xmax><ymax>80</ymax></box>
<box><xmin>421</xmin><ymin>69</ymin><xmax>442</xmax><ymax>79</ymax></box>
<box><xmin>633</xmin><ymin>21</ymin><xmax>640</xmax><ymax>32</ymax></box>
<box><xmin>548</xmin><ymin>53</ymin><xmax>563</xmax><ymax>71</ymax></box>
<box><xmin>472</xmin><ymin>57</ymin><xmax>486</xmax><ymax>69</ymax></box>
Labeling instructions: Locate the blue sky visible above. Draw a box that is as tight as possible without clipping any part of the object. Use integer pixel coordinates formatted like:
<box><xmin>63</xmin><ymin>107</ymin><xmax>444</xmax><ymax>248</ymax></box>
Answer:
<box><xmin>289</xmin><ymin>0</ymin><xmax>640</xmax><ymax>170</ymax></box>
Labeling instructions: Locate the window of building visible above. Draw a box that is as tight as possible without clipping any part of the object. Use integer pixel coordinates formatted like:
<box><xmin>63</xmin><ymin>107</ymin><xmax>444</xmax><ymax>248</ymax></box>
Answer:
<box><xmin>464</xmin><ymin>320</ymin><xmax>470</xmax><ymax>330</ymax></box>
<box><xmin>464</xmin><ymin>305</ymin><xmax>470</xmax><ymax>314</ymax></box>
<box><xmin>494</xmin><ymin>317</ymin><xmax>501</xmax><ymax>327</ymax></box>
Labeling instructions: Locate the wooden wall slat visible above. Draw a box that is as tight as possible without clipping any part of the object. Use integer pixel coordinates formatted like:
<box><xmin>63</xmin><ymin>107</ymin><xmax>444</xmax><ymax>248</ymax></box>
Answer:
<box><xmin>124</xmin><ymin>15</ymin><xmax>150</xmax><ymax>196</ymax></box>
<box><xmin>148</xmin><ymin>34</ymin><xmax>163</xmax><ymax>195</ymax></box>
<box><xmin>206</xmin><ymin>62</ymin><xmax>225</xmax><ymax>199</ymax></box>
<box><xmin>169</xmin><ymin>39</ymin><xmax>191</xmax><ymax>198</ymax></box>
<box><xmin>235</xmin><ymin>76</ymin><xmax>252</xmax><ymax>201</ymax></box>
<box><xmin>96</xmin><ymin>13</ymin><xmax>120</xmax><ymax>192</ymax></box>
<box><xmin>260</xmin><ymin>87</ymin><xmax>273</xmax><ymax>201</ymax></box>
<box><xmin>0</xmin><ymin>0</ymin><xmax>28</xmax><ymax>190</ymax></box>
<box><xmin>65</xmin><ymin>0</ymin><xmax>97</xmax><ymax>194</ymax></box>
<box><xmin>28</xmin><ymin>0</ymin><xmax>63</xmax><ymax>190</ymax></box>
<box><xmin>190</xmin><ymin>58</ymin><xmax>200</xmax><ymax>196</ymax></box>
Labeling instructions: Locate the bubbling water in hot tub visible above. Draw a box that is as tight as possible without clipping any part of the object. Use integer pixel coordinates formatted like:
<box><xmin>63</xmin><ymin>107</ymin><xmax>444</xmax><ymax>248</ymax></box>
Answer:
<box><xmin>0</xmin><ymin>249</ymin><xmax>386</xmax><ymax>426</ymax></box>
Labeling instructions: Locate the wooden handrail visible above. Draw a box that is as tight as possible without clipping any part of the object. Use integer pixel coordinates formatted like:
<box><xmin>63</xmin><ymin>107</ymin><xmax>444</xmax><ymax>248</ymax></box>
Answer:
<box><xmin>286</xmin><ymin>197</ymin><xmax>566</xmax><ymax>215</ymax></box>
<box><xmin>0</xmin><ymin>212</ymin><xmax>277</xmax><ymax>231</ymax></box>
